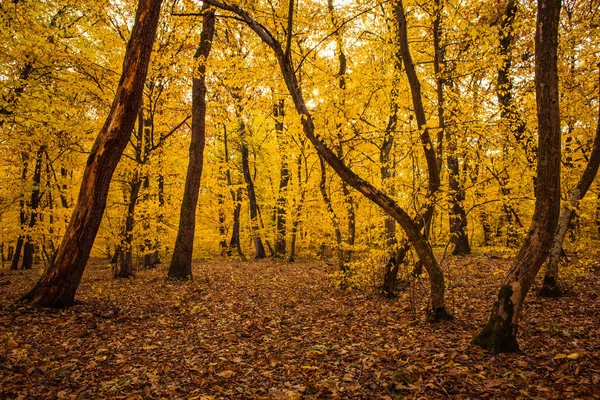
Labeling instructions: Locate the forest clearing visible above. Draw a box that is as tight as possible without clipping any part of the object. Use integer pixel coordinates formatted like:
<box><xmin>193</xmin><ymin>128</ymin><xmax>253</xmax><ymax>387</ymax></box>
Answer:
<box><xmin>1</xmin><ymin>255</ymin><xmax>600</xmax><ymax>399</ymax></box>
<box><xmin>2</xmin><ymin>0</ymin><xmax>600</xmax><ymax>397</ymax></box>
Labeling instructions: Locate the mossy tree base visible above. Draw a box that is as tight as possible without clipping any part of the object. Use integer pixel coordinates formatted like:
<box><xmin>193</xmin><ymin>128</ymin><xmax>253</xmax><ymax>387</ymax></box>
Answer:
<box><xmin>537</xmin><ymin>276</ymin><xmax>562</xmax><ymax>297</ymax></box>
<box><xmin>472</xmin><ymin>319</ymin><xmax>521</xmax><ymax>354</ymax></box>
<box><xmin>426</xmin><ymin>307</ymin><xmax>454</xmax><ymax>323</ymax></box>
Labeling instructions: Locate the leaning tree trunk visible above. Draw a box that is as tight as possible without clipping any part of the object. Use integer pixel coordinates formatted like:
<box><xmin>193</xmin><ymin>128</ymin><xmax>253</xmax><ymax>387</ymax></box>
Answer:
<box><xmin>20</xmin><ymin>0</ymin><xmax>163</xmax><ymax>308</ymax></box>
<box><xmin>203</xmin><ymin>0</ymin><xmax>451</xmax><ymax>321</ymax></box>
<box><xmin>539</xmin><ymin>72</ymin><xmax>600</xmax><ymax>297</ymax></box>
<box><xmin>396</xmin><ymin>0</ymin><xmax>442</xmax><ymax>275</ymax></box>
<box><xmin>473</xmin><ymin>0</ymin><xmax>561</xmax><ymax>353</ymax></box>
<box><xmin>168</xmin><ymin>7</ymin><xmax>215</xmax><ymax>279</ymax></box>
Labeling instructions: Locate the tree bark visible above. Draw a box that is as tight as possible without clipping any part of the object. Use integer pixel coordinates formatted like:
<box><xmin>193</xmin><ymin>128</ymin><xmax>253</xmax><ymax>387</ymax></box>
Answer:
<box><xmin>115</xmin><ymin>175</ymin><xmax>142</xmax><ymax>278</ymax></box>
<box><xmin>432</xmin><ymin>0</ymin><xmax>470</xmax><ymax>255</ymax></box>
<box><xmin>20</xmin><ymin>0</ymin><xmax>163</xmax><ymax>307</ymax></box>
<box><xmin>239</xmin><ymin>121</ymin><xmax>267</xmax><ymax>259</ymax></box>
<box><xmin>539</xmin><ymin>68</ymin><xmax>600</xmax><ymax>297</ymax></box>
<box><xmin>21</xmin><ymin>145</ymin><xmax>46</xmax><ymax>270</ymax></box>
<box><xmin>274</xmin><ymin>99</ymin><xmax>289</xmax><ymax>258</ymax></box>
<box><xmin>203</xmin><ymin>0</ymin><xmax>451</xmax><ymax>321</ymax></box>
<box><xmin>395</xmin><ymin>0</ymin><xmax>442</xmax><ymax>275</ymax></box>
<box><xmin>319</xmin><ymin>156</ymin><xmax>344</xmax><ymax>270</ymax></box>
<box><xmin>168</xmin><ymin>7</ymin><xmax>215</xmax><ymax>279</ymax></box>
<box><xmin>473</xmin><ymin>0</ymin><xmax>562</xmax><ymax>353</ymax></box>
<box><xmin>11</xmin><ymin>152</ymin><xmax>29</xmax><ymax>270</ymax></box>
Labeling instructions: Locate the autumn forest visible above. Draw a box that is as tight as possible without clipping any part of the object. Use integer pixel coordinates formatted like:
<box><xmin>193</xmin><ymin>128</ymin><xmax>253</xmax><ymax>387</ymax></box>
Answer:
<box><xmin>1</xmin><ymin>0</ymin><xmax>600</xmax><ymax>398</ymax></box>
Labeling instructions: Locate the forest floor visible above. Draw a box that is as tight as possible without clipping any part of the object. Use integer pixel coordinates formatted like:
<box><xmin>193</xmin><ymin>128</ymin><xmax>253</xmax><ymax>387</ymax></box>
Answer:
<box><xmin>1</xmin><ymin>251</ymin><xmax>599</xmax><ymax>399</ymax></box>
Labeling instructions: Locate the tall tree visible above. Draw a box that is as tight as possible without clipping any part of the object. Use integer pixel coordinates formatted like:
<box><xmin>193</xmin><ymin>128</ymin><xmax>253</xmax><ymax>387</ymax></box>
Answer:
<box><xmin>203</xmin><ymin>0</ymin><xmax>452</xmax><ymax>321</ymax></box>
<box><xmin>473</xmin><ymin>0</ymin><xmax>561</xmax><ymax>353</ymax></box>
<box><xmin>539</xmin><ymin>68</ymin><xmax>600</xmax><ymax>297</ymax></box>
<box><xmin>168</xmin><ymin>6</ymin><xmax>216</xmax><ymax>279</ymax></box>
<box><xmin>20</xmin><ymin>0</ymin><xmax>163</xmax><ymax>307</ymax></box>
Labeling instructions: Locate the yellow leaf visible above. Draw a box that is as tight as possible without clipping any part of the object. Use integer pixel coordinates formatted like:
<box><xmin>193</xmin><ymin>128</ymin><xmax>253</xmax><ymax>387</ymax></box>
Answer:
<box><xmin>217</xmin><ymin>370</ymin><xmax>236</xmax><ymax>378</ymax></box>
<box><xmin>553</xmin><ymin>353</ymin><xmax>566</xmax><ymax>360</ymax></box>
<box><xmin>567</xmin><ymin>352</ymin><xmax>579</xmax><ymax>359</ymax></box>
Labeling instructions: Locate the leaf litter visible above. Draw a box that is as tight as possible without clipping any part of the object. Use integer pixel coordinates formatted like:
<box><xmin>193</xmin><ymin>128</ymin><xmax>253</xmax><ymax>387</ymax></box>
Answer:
<box><xmin>0</xmin><ymin>254</ymin><xmax>599</xmax><ymax>399</ymax></box>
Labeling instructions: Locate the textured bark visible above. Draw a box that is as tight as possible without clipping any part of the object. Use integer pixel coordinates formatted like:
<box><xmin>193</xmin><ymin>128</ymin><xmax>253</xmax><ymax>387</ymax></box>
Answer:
<box><xmin>474</xmin><ymin>0</ymin><xmax>562</xmax><ymax>353</ymax></box>
<box><xmin>540</xmin><ymin>70</ymin><xmax>600</xmax><ymax>297</ymax></box>
<box><xmin>432</xmin><ymin>0</ymin><xmax>470</xmax><ymax>255</ymax></box>
<box><xmin>115</xmin><ymin>176</ymin><xmax>142</xmax><ymax>278</ymax></box>
<box><xmin>239</xmin><ymin>122</ymin><xmax>267</xmax><ymax>259</ymax></box>
<box><xmin>274</xmin><ymin>100</ymin><xmax>289</xmax><ymax>258</ymax></box>
<box><xmin>203</xmin><ymin>0</ymin><xmax>451</xmax><ymax>320</ymax></box>
<box><xmin>396</xmin><ymin>0</ymin><xmax>441</xmax><ymax>276</ymax></box>
<box><xmin>288</xmin><ymin>155</ymin><xmax>305</xmax><ymax>263</ymax></box>
<box><xmin>168</xmin><ymin>7</ymin><xmax>215</xmax><ymax>279</ymax></box>
<box><xmin>20</xmin><ymin>0</ymin><xmax>163</xmax><ymax>307</ymax></box>
<box><xmin>328</xmin><ymin>0</ymin><xmax>355</xmax><ymax>265</ymax></box>
<box><xmin>496</xmin><ymin>0</ymin><xmax>529</xmax><ymax>247</ymax></box>
<box><xmin>21</xmin><ymin>146</ymin><xmax>46</xmax><ymax>270</ymax></box>
<box><xmin>11</xmin><ymin>153</ymin><xmax>29</xmax><ymax>270</ymax></box>
<box><xmin>319</xmin><ymin>156</ymin><xmax>344</xmax><ymax>270</ymax></box>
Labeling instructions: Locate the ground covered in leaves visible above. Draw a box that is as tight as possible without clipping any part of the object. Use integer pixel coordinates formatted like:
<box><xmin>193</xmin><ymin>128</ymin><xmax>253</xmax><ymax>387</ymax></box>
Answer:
<box><xmin>1</xmin><ymin>252</ymin><xmax>599</xmax><ymax>399</ymax></box>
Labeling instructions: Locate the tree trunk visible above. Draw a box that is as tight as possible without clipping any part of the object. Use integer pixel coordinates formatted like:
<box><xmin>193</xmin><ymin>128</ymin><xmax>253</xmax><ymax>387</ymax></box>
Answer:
<box><xmin>229</xmin><ymin>189</ymin><xmax>245</xmax><ymax>260</ymax></box>
<box><xmin>319</xmin><ymin>156</ymin><xmax>344</xmax><ymax>270</ymax></box>
<box><xmin>274</xmin><ymin>99</ymin><xmax>289</xmax><ymax>258</ymax></box>
<box><xmin>539</xmin><ymin>69</ymin><xmax>600</xmax><ymax>297</ymax></box>
<box><xmin>396</xmin><ymin>0</ymin><xmax>442</xmax><ymax>275</ymax></box>
<box><xmin>496</xmin><ymin>0</ymin><xmax>530</xmax><ymax>247</ymax></box>
<box><xmin>168</xmin><ymin>7</ymin><xmax>215</xmax><ymax>279</ymax></box>
<box><xmin>217</xmin><ymin>192</ymin><xmax>230</xmax><ymax>255</ymax></box>
<box><xmin>289</xmin><ymin>155</ymin><xmax>306</xmax><ymax>263</ymax></box>
<box><xmin>21</xmin><ymin>145</ymin><xmax>46</xmax><ymax>270</ymax></box>
<box><xmin>239</xmin><ymin>121</ymin><xmax>267</xmax><ymax>259</ymax></box>
<box><xmin>328</xmin><ymin>0</ymin><xmax>355</xmax><ymax>265</ymax></box>
<box><xmin>115</xmin><ymin>176</ymin><xmax>142</xmax><ymax>278</ymax></box>
<box><xmin>20</xmin><ymin>0</ymin><xmax>163</xmax><ymax>307</ymax></box>
<box><xmin>11</xmin><ymin>152</ymin><xmax>29</xmax><ymax>270</ymax></box>
<box><xmin>203</xmin><ymin>0</ymin><xmax>451</xmax><ymax>321</ymax></box>
<box><xmin>432</xmin><ymin>0</ymin><xmax>470</xmax><ymax>256</ymax></box>
<box><xmin>473</xmin><ymin>0</ymin><xmax>561</xmax><ymax>353</ymax></box>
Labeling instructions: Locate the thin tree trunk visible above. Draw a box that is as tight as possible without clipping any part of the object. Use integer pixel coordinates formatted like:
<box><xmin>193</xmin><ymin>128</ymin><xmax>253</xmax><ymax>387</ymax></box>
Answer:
<box><xmin>496</xmin><ymin>0</ymin><xmax>530</xmax><ymax>247</ymax></box>
<box><xmin>203</xmin><ymin>0</ymin><xmax>451</xmax><ymax>321</ymax></box>
<box><xmin>473</xmin><ymin>0</ymin><xmax>561</xmax><ymax>353</ymax></box>
<box><xmin>328</xmin><ymin>0</ymin><xmax>356</xmax><ymax>265</ymax></box>
<box><xmin>11</xmin><ymin>152</ymin><xmax>29</xmax><ymax>270</ymax></box>
<box><xmin>229</xmin><ymin>189</ymin><xmax>245</xmax><ymax>260</ymax></box>
<box><xmin>289</xmin><ymin>155</ymin><xmax>306</xmax><ymax>263</ymax></box>
<box><xmin>396</xmin><ymin>0</ymin><xmax>442</xmax><ymax>275</ymax></box>
<box><xmin>274</xmin><ymin>99</ymin><xmax>289</xmax><ymax>258</ymax></box>
<box><xmin>539</xmin><ymin>68</ymin><xmax>600</xmax><ymax>297</ymax></box>
<box><xmin>21</xmin><ymin>0</ymin><xmax>163</xmax><ymax>307</ymax></box>
<box><xmin>168</xmin><ymin>7</ymin><xmax>215</xmax><ymax>279</ymax></box>
<box><xmin>239</xmin><ymin>121</ymin><xmax>267</xmax><ymax>259</ymax></box>
<box><xmin>115</xmin><ymin>176</ymin><xmax>142</xmax><ymax>278</ymax></box>
<box><xmin>222</xmin><ymin>125</ymin><xmax>246</xmax><ymax>260</ymax></box>
<box><xmin>21</xmin><ymin>145</ymin><xmax>46</xmax><ymax>270</ymax></box>
<box><xmin>319</xmin><ymin>156</ymin><xmax>344</xmax><ymax>270</ymax></box>
<box><xmin>432</xmin><ymin>0</ymin><xmax>470</xmax><ymax>255</ymax></box>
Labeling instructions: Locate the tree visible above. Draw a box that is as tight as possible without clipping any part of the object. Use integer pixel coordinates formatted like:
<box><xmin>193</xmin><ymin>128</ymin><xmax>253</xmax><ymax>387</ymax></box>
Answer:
<box><xmin>539</xmin><ymin>66</ymin><xmax>600</xmax><ymax>297</ymax></box>
<box><xmin>20</xmin><ymin>0</ymin><xmax>163</xmax><ymax>307</ymax></box>
<box><xmin>203</xmin><ymin>0</ymin><xmax>452</xmax><ymax>321</ymax></box>
<box><xmin>168</xmin><ymin>5</ymin><xmax>216</xmax><ymax>279</ymax></box>
<box><xmin>473</xmin><ymin>0</ymin><xmax>561</xmax><ymax>353</ymax></box>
